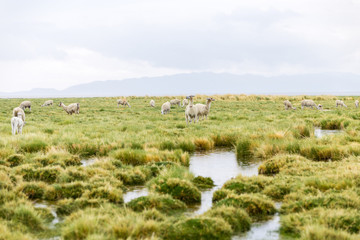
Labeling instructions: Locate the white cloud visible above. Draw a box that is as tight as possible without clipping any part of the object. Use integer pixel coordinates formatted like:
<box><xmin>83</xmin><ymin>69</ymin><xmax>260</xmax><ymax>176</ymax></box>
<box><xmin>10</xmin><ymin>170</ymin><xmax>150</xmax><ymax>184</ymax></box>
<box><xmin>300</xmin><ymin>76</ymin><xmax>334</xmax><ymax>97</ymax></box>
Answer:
<box><xmin>0</xmin><ymin>47</ymin><xmax>189</xmax><ymax>92</ymax></box>
<box><xmin>1</xmin><ymin>0</ymin><xmax>360</xmax><ymax>91</ymax></box>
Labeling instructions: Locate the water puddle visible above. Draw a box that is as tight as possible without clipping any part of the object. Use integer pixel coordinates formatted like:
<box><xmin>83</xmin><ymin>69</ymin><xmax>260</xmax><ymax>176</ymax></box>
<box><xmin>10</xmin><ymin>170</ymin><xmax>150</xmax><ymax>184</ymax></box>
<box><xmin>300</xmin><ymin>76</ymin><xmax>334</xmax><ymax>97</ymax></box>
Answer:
<box><xmin>314</xmin><ymin>128</ymin><xmax>343</xmax><ymax>138</ymax></box>
<box><xmin>123</xmin><ymin>186</ymin><xmax>149</xmax><ymax>203</ymax></box>
<box><xmin>81</xmin><ymin>158</ymin><xmax>97</xmax><ymax>167</ymax></box>
<box><xmin>234</xmin><ymin>203</ymin><xmax>282</xmax><ymax>240</ymax></box>
<box><xmin>188</xmin><ymin>151</ymin><xmax>260</xmax><ymax>215</ymax></box>
<box><xmin>34</xmin><ymin>201</ymin><xmax>61</xmax><ymax>229</ymax></box>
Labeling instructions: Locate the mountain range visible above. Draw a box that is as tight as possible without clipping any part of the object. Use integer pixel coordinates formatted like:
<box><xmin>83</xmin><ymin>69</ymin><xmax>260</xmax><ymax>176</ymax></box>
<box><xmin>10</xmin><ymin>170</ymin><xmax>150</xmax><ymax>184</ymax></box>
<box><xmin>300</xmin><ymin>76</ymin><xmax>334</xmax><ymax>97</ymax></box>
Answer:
<box><xmin>1</xmin><ymin>72</ymin><xmax>360</xmax><ymax>98</ymax></box>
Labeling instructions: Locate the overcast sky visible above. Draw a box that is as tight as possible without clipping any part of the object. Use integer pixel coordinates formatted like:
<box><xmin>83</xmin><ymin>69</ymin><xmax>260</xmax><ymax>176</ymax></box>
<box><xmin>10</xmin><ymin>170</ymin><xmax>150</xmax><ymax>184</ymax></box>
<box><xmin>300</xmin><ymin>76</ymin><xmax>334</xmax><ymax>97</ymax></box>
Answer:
<box><xmin>1</xmin><ymin>0</ymin><xmax>360</xmax><ymax>92</ymax></box>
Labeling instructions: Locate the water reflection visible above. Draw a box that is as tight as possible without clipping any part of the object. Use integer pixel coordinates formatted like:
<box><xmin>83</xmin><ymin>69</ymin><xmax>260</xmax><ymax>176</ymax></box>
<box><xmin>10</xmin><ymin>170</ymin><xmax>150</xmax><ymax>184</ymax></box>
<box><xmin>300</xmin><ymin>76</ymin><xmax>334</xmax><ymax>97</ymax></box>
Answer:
<box><xmin>123</xmin><ymin>186</ymin><xmax>149</xmax><ymax>203</ymax></box>
<box><xmin>234</xmin><ymin>203</ymin><xmax>282</xmax><ymax>240</ymax></box>
<box><xmin>34</xmin><ymin>201</ymin><xmax>60</xmax><ymax>229</ymax></box>
<box><xmin>188</xmin><ymin>151</ymin><xmax>260</xmax><ymax>215</ymax></box>
<box><xmin>314</xmin><ymin>128</ymin><xmax>343</xmax><ymax>138</ymax></box>
<box><xmin>81</xmin><ymin>158</ymin><xmax>97</xmax><ymax>167</ymax></box>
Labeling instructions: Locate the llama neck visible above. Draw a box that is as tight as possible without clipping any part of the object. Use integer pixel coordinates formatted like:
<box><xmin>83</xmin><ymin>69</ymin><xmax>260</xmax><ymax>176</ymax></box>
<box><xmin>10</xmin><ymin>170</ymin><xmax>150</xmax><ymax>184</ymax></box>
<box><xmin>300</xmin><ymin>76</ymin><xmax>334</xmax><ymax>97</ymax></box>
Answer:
<box><xmin>189</xmin><ymin>98</ymin><xmax>194</xmax><ymax>106</ymax></box>
<box><xmin>206</xmin><ymin>101</ymin><xmax>212</xmax><ymax>110</ymax></box>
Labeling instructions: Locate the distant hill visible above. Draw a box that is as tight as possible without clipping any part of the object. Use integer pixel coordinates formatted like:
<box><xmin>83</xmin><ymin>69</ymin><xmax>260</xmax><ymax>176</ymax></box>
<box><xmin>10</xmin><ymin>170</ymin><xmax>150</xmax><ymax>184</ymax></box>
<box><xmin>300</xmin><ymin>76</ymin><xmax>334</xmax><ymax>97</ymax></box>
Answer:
<box><xmin>1</xmin><ymin>72</ymin><xmax>360</xmax><ymax>98</ymax></box>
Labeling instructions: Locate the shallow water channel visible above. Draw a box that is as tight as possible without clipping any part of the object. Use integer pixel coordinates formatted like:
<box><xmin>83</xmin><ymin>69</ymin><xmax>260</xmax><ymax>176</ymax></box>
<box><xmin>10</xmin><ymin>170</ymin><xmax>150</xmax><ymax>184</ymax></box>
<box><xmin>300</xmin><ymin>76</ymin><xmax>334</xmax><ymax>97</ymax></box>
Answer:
<box><xmin>42</xmin><ymin>151</ymin><xmax>280</xmax><ymax>238</ymax></box>
<box><xmin>121</xmin><ymin>150</ymin><xmax>281</xmax><ymax>239</ymax></box>
<box><xmin>314</xmin><ymin>127</ymin><xmax>343</xmax><ymax>138</ymax></box>
<box><xmin>188</xmin><ymin>151</ymin><xmax>260</xmax><ymax>215</ymax></box>
<box><xmin>80</xmin><ymin>158</ymin><xmax>97</xmax><ymax>167</ymax></box>
<box><xmin>123</xmin><ymin>186</ymin><xmax>149</xmax><ymax>203</ymax></box>
<box><xmin>34</xmin><ymin>201</ymin><xmax>61</xmax><ymax>229</ymax></box>
<box><xmin>187</xmin><ymin>150</ymin><xmax>281</xmax><ymax>240</ymax></box>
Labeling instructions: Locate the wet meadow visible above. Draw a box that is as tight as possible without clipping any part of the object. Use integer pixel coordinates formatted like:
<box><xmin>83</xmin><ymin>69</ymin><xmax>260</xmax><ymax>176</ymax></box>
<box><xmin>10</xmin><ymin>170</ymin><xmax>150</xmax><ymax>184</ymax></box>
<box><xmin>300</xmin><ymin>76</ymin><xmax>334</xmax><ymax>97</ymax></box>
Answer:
<box><xmin>1</xmin><ymin>95</ymin><xmax>360</xmax><ymax>240</ymax></box>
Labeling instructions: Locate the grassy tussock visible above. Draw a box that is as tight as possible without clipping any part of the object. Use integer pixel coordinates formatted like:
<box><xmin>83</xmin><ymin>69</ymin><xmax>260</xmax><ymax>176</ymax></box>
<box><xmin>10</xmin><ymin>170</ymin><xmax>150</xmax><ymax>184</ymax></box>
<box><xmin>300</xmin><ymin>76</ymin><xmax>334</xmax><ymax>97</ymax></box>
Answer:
<box><xmin>222</xmin><ymin>175</ymin><xmax>272</xmax><ymax>195</ymax></box>
<box><xmin>194</xmin><ymin>138</ymin><xmax>214</xmax><ymax>151</ymax></box>
<box><xmin>258</xmin><ymin>154</ymin><xmax>309</xmax><ymax>175</ymax></box>
<box><xmin>113</xmin><ymin>148</ymin><xmax>190</xmax><ymax>166</ymax></box>
<box><xmin>147</xmin><ymin>165</ymin><xmax>200</xmax><ymax>204</ymax></box>
<box><xmin>152</xmin><ymin>178</ymin><xmax>201</xmax><ymax>204</ymax></box>
<box><xmin>203</xmin><ymin>206</ymin><xmax>251</xmax><ymax>233</ymax></box>
<box><xmin>17</xmin><ymin>182</ymin><xmax>47</xmax><ymax>200</ymax></box>
<box><xmin>192</xmin><ymin>176</ymin><xmax>215</xmax><ymax>189</ymax></box>
<box><xmin>61</xmin><ymin>206</ymin><xmax>167</xmax><ymax>240</ymax></box>
<box><xmin>281</xmin><ymin>208</ymin><xmax>360</xmax><ymax>237</ymax></box>
<box><xmin>6</xmin><ymin>153</ymin><xmax>25</xmax><ymax>167</ymax></box>
<box><xmin>0</xmin><ymin>221</ymin><xmax>35</xmax><ymax>240</ymax></box>
<box><xmin>0</xmin><ymin>201</ymin><xmax>45</xmax><ymax>232</ymax></box>
<box><xmin>215</xmin><ymin>193</ymin><xmax>276</xmax><ymax>220</ymax></box>
<box><xmin>300</xmin><ymin>225</ymin><xmax>357</xmax><ymax>240</ymax></box>
<box><xmin>165</xmin><ymin>217</ymin><xmax>232</xmax><ymax>240</ymax></box>
<box><xmin>127</xmin><ymin>194</ymin><xmax>187</xmax><ymax>213</ymax></box>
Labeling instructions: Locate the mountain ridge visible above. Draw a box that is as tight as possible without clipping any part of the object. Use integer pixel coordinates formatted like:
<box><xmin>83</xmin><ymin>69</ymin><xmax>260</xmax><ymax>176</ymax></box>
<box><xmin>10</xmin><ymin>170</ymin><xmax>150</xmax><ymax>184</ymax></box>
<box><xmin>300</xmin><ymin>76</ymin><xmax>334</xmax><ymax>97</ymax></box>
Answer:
<box><xmin>1</xmin><ymin>72</ymin><xmax>360</xmax><ymax>98</ymax></box>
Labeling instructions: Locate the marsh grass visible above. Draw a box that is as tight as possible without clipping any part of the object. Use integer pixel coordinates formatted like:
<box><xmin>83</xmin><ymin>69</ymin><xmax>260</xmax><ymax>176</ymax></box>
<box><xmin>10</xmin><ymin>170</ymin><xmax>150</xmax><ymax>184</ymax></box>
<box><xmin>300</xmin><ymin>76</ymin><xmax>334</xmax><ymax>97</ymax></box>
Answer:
<box><xmin>192</xmin><ymin>176</ymin><xmax>215</xmax><ymax>189</ymax></box>
<box><xmin>215</xmin><ymin>193</ymin><xmax>276</xmax><ymax>220</ymax></box>
<box><xmin>203</xmin><ymin>206</ymin><xmax>251</xmax><ymax>233</ymax></box>
<box><xmin>20</xmin><ymin>139</ymin><xmax>48</xmax><ymax>153</ymax></box>
<box><xmin>127</xmin><ymin>194</ymin><xmax>187</xmax><ymax>213</ymax></box>
<box><xmin>2</xmin><ymin>95</ymin><xmax>360</xmax><ymax>238</ymax></box>
<box><xmin>165</xmin><ymin>217</ymin><xmax>232</xmax><ymax>240</ymax></box>
<box><xmin>236</xmin><ymin>138</ymin><xmax>253</xmax><ymax>160</ymax></box>
<box><xmin>6</xmin><ymin>154</ymin><xmax>25</xmax><ymax>167</ymax></box>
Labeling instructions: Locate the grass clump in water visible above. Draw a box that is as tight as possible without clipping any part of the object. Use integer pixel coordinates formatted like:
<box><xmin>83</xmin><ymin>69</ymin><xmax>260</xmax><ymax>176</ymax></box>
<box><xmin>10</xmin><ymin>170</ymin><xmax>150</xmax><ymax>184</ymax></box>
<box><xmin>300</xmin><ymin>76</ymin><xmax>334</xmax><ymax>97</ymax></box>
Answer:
<box><xmin>165</xmin><ymin>217</ymin><xmax>232</xmax><ymax>240</ymax></box>
<box><xmin>320</xmin><ymin>119</ymin><xmax>348</xmax><ymax>130</ymax></box>
<box><xmin>300</xmin><ymin>145</ymin><xmax>346</xmax><ymax>161</ymax></box>
<box><xmin>152</xmin><ymin>178</ymin><xmax>201</xmax><ymax>204</ymax></box>
<box><xmin>215</xmin><ymin>193</ymin><xmax>276</xmax><ymax>220</ymax></box>
<box><xmin>112</xmin><ymin>149</ymin><xmax>147</xmax><ymax>166</ymax></box>
<box><xmin>84</xmin><ymin>185</ymin><xmax>123</xmax><ymax>204</ymax></box>
<box><xmin>192</xmin><ymin>176</ymin><xmax>214</xmax><ymax>189</ymax></box>
<box><xmin>258</xmin><ymin>154</ymin><xmax>308</xmax><ymax>175</ymax></box>
<box><xmin>194</xmin><ymin>138</ymin><xmax>214</xmax><ymax>151</ymax></box>
<box><xmin>211</xmin><ymin>134</ymin><xmax>238</xmax><ymax>147</ymax></box>
<box><xmin>17</xmin><ymin>182</ymin><xmax>47</xmax><ymax>200</ymax></box>
<box><xmin>177</xmin><ymin>141</ymin><xmax>195</xmax><ymax>153</ymax></box>
<box><xmin>236</xmin><ymin>138</ymin><xmax>253</xmax><ymax>160</ymax></box>
<box><xmin>115</xmin><ymin>168</ymin><xmax>148</xmax><ymax>186</ymax></box>
<box><xmin>127</xmin><ymin>194</ymin><xmax>186</xmax><ymax>214</ymax></box>
<box><xmin>203</xmin><ymin>206</ymin><xmax>251</xmax><ymax>233</ymax></box>
<box><xmin>212</xmin><ymin>189</ymin><xmax>236</xmax><ymax>203</ymax></box>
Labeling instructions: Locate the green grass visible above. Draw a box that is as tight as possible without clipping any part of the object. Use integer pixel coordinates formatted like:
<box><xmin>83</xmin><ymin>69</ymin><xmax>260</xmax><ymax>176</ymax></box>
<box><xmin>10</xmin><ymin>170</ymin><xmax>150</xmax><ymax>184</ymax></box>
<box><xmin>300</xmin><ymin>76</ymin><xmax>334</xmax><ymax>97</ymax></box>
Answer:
<box><xmin>2</xmin><ymin>95</ymin><xmax>360</xmax><ymax>238</ymax></box>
